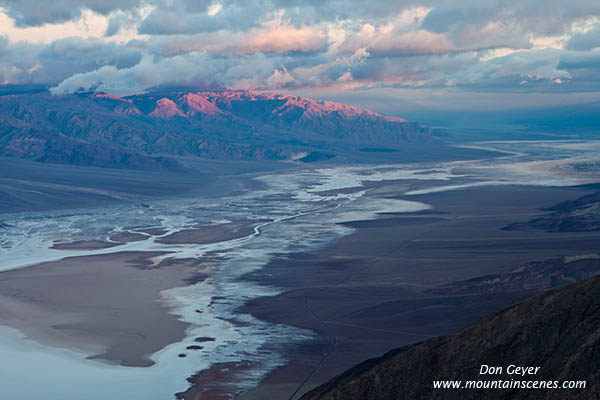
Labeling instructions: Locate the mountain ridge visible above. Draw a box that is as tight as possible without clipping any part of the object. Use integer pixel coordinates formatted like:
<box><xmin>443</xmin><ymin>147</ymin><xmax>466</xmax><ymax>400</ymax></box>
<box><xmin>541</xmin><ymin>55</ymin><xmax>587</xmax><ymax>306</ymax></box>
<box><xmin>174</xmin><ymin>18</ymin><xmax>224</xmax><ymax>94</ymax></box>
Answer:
<box><xmin>0</xmin><ymin>89</ymin><xmax>443</xmax><ymax>170</ymax></box>
<box><xmin>300</xmin><ymin>275</ymin><xmax>600</xmax><ymax>400</ymax></box>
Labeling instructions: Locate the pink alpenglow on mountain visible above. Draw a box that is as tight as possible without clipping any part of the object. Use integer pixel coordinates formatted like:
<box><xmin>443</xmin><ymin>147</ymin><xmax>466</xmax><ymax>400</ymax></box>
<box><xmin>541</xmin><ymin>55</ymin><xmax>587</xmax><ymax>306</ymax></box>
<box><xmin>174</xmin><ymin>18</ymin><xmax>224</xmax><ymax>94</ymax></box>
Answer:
<box><xmin>149</xmin><ymin>98</ymin><xmax>186</xmax><ymax>119</ymax></box>
<box><xmin>158</xmin><ymin>91</ymin><xmax>408</xmax><ymax>122</ymax></box>
<box><xmin>176</xmin><ymin>93</ymin><xmax>225</xmax><ymax>117</ymax></box>
<box><xmin>0</xmin><ymin>89</ymin><xmax>442</xmax><ymax>169</ymax></box>
<box><xmin>120</xmin><ymin>91</ymin><xmax>405</xmax><ymax>123</ymax></box>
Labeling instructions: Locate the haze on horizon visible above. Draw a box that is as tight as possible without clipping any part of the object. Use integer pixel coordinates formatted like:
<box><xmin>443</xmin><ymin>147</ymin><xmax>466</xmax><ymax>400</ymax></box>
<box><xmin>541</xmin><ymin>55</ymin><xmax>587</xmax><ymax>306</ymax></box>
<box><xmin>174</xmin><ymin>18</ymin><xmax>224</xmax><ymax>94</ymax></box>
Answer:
<box><xmin>0</xmin><ymin>0</ymin><xmax>599</xmax><ymax>122</ymax></box>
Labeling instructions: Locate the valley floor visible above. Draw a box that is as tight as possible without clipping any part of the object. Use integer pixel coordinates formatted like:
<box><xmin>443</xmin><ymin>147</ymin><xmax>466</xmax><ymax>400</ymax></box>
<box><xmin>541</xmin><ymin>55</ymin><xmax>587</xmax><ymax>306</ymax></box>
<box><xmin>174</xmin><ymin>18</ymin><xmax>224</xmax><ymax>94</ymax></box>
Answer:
<box><xmin>239</xmin><ymin>183</ymin><xmax>600</xmax><ymax>400</ymax></box>
<box><xmin>0</xmin><ymin>140</ymin><xmax>599</xmax><ymax>400</ymax></box>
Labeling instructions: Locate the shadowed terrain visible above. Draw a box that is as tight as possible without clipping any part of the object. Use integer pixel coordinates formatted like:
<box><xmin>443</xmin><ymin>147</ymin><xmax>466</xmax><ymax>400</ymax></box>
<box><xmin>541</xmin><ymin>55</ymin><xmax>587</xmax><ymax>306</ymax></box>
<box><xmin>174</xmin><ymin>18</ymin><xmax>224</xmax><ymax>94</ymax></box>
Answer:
<box><xmin>300</xmin><ymin>274</ymin><xmax>600</xmax><ymax>400</ymax></box>
<box><xmin>504</xmin><ymin>191</ymin><xmax>600</xmax><ymax>232</ymax></box>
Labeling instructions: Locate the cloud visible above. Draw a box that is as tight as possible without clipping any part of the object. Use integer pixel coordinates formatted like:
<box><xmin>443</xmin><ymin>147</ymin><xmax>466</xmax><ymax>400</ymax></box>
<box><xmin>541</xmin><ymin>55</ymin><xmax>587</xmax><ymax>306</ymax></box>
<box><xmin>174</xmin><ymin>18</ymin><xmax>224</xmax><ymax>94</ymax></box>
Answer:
<box><xmin>556</xmin><ymin>49</ymin><xmax>600</xmax><ymax>89</ymax></box>
<box><xmin>50</xmin><ymin>45</ymin><xmax>375</xmax><ymax>94</ymax></box>
<box><xmin>340</xmin><ymin>25</ymin><xmax>454</xmax><ymax>56</ymax></box>
<box><xmin>0</xmin><ymin>37</ymin><xmax>141</xmax><ymax>85</ymax></box>
<box><xmin>130</xmin><ymin>15</ymin><xmax>329</xmax><ymax>57</ymax></box>
<box><xmin>50</xmin><ymin>53</ymin><xmax>216</xmax><ymax>94</ymax></box>
<box><xmin>105</xmin><ymin>9</ymin><xmax>146</xmax><ymax>37</ymax></box>
<box><xmin>50</xmin><ymin>52</ymin><xmax>286</xmax><ymax>94</ymax></box>
<box><xmin>0</xmin><ymin>0</ymin><xmax>599</xmax><ymax>111</ymax></box>
<box><xmin>240</xmin><ymin>24</ymin><xmax>327</xmax><ymax>55</ymax></box>
<box><xmin>137</xmin><ymin>2</ymin><xmax>263</xmax><ymax>35</ymax></box>
<box><xmin>566</xmin><ymin>25</ymin><xmax>600</xmax><ymax>51</ymax></box>
<box><xmin>0</xmin><ymin>0</ymin><xmax>143</xmax><ymax>26</ymax></box>
<box><xmin>450</xmin><ymin>50</ymin><xmax>571</xmax><ymax>88</ymax></box>
<box><xmin>559</xmin><ymin>48</ymin><xmax>600</xmax><ymax>70</ymax></box>
<box><xmin>422</xmin><ymin>0</ymin><xmax>600</xmax><ymax>49</ymax></box>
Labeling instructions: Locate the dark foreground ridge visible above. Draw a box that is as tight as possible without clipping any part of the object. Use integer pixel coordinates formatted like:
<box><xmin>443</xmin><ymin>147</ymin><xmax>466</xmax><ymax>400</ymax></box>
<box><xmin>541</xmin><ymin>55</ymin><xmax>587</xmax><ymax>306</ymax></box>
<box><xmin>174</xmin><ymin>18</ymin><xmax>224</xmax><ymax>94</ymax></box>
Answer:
<box><xmin>300</xmin><ymin>275</ymin><xmax>600</xmax><ymax>400</ymax></box>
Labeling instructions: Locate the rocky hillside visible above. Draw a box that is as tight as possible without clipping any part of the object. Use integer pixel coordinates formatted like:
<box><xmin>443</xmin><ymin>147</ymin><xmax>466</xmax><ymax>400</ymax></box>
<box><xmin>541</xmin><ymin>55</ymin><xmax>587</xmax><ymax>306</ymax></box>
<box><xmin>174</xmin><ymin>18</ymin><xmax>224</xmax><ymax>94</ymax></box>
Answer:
<box><xmin>301</xmin><ymin>275</ymin><xmax>600</xmax><ymax>400</ymax></box>
<box><xmin>0</xmin><ymin>90</ymin><xmax>440</xmax><ymax>170</ymax></box>
<box><xmin>429</xmin><ymin>255</ymin><xmax>600</xmax><ymax>295</ymax></box>
<box><xmin>504</xmin><ymin>192</ymin><xmax>600</xmax><ymax>232</ymax></box>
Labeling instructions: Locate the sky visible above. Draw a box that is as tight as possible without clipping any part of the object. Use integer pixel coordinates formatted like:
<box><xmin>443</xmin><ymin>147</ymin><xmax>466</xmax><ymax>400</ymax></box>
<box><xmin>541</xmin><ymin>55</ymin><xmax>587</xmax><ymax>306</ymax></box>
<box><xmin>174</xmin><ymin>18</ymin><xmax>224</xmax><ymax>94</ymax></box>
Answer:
<box><xmin>1</xmin><ymin>0</ymin><xmax>600</xmax><ymax>118</ymax></box>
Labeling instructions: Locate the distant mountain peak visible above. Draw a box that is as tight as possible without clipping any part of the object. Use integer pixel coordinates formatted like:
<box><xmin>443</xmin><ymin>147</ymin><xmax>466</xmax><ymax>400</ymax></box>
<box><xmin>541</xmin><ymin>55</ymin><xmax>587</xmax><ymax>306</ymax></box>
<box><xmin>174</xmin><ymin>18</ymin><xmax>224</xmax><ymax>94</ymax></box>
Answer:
<box><xmin>149</xmin><ymin>98</ymin><xmax>185</xmax><ymax>119</ymax></box>
<box><xmin>176</xmin><ymin>93</ymin><xmax>224</xmax><ymax>117</ymax></box>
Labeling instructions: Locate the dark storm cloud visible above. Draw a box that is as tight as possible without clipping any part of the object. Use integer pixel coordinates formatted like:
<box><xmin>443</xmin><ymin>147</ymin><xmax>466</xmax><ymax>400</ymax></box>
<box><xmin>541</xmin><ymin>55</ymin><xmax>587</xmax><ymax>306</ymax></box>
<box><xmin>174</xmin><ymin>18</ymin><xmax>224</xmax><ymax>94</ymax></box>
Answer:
<box><xmin>40</xmin><ymin>37</ymin><xmax>142</xmax><ymax>71</ymax></box>
<box><xmin>422</xmin><ymin>0</ymin><xmax>600</xmax><ymax>49</ymax></box>
<box><xmin>566</xmin><ymin>26</ymin><xmax>600</xmax><ymax>51</ymax></box>
<box><xmin>0</xmin><ymin>0</ymin><xmax>144</xmax><ymax>26</ymax></box>
<box><xmin>137</xmin><ymin>2</ymin><xmax>264</xmax><ymax>35</ymax></box>
<box><xmin>559</xmin><ymin>48</ymin><xmax>600</xmax><ymax>69</ymax></box>
<box><xmin>0</xmin><ymin>37</ymin><xmax>142</xmax><ymax>85</ymax></box>
<box><xmin>136</xmin><ymin>0</ymin><xmax>421</xmax><ymax>32</ymax></box>
<box><xmin>105</xmin><ymin>9</ymin><xmax>145</xmax><ymax>37</ymax></box>
<box><xmin>556</xmin><ymin>49</ymin><xmax>600</xmax><ymax>88</ymax></box>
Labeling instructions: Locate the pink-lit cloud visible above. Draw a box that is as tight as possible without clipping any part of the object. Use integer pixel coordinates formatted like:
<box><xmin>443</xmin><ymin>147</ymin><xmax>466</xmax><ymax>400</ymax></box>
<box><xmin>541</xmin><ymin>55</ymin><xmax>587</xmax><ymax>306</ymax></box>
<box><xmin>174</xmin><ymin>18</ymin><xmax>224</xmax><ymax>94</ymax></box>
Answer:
<box><xmin>339</xmin><ymin>25</ymin><xmax>454</xmax><ymax>56</ymax></box>
<box><xmin>239</xmin><ymin>25</ymin><xmax>327</xmax><ymax>55</ymax></box>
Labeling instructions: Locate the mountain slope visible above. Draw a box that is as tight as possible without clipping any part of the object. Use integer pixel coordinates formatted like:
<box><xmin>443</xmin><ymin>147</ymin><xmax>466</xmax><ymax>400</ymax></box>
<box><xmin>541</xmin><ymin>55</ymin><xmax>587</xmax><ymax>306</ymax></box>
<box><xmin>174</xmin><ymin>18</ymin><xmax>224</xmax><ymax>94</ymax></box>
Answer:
<box><xmin>504</xmin><ymin>192</ymin><xmax>600</xmax><ymax>232</ymax></box>
<box><xmin>429</xmin><ymin>255</ymin><xmax>600</xmax><ymax>296</ymax></box>
<box><xmin>0</xmin><ymin>90</ymin><xmax>441</xmax><ymax>170</ymax></box>
<box><xmin>301</xmin><ymin>275</ymin><xmax>600</xmax><ymax>400</ymax></box>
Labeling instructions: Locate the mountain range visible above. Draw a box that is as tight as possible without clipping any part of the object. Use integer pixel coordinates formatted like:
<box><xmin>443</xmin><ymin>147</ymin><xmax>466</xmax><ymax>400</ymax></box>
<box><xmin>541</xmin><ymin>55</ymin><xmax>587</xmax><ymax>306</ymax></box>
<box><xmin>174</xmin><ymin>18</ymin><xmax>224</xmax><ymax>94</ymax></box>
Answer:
<box><xmin>0</xmin><ymin>90</ymin><xmax>442</xmax><ymax>170</ymax></box>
